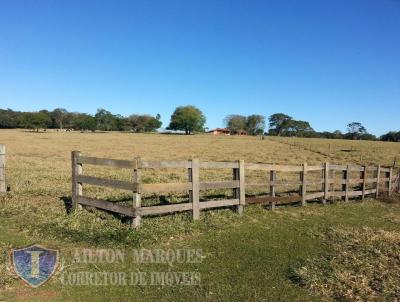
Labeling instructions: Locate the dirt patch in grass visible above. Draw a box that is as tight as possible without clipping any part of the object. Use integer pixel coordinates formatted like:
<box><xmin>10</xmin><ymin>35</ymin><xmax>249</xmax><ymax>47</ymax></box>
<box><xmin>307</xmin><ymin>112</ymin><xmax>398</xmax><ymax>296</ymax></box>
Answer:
<box><xmin>292</xmin><ymin>227</ymin><xmax>400</xmax><ymax>301</ymax></box>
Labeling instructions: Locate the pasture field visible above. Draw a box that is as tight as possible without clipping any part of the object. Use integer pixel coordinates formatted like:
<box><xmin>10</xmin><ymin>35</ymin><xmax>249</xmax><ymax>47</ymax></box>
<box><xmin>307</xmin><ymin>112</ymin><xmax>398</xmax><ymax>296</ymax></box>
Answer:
<box><xmin>0</xmin><ymin>129</ymin><xmax>400</xmax><ymax>301</ymax></box>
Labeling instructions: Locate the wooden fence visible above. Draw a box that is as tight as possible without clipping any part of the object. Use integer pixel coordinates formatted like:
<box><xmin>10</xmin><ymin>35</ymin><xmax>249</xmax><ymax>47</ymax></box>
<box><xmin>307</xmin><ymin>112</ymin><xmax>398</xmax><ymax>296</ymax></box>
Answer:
<box><xmin>71</xmin><ymin>151</ymin><xmax>400</xmax><ymax>228</ymax></box>
<box><xmin>0</xmin><ymin>144</ymin><xmax>5</xmax><ymax>193</ymax></box>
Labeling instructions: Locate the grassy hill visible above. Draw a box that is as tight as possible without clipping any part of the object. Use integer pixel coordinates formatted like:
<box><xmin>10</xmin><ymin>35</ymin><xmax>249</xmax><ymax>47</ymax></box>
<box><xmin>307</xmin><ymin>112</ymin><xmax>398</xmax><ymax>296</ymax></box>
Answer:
<box><xmin>0</xmin><ymin>129</ymin><xmax>399</xmax><ymax>301</ymax></box>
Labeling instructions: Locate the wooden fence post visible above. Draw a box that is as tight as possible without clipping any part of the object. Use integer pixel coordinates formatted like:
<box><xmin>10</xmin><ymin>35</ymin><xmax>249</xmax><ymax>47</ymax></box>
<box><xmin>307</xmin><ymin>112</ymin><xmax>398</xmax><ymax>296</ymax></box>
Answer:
<box><xmin>301</xmin><ymin>163</ymin><xmax>307</xmax><ymax>206</ymax></box>
<box><xmin>0</xmin><ymin>144</ymin><xmax>5</xmax><ymax>193</ymax></box>
<box><xmin>235</xmin><ymin>159</ymin><xmax>245</xmax><ymax>215</ymax></box>
<box><xmin>361</xmin><ymin>166</ymin><xmax>366</xmax><ymax>200</ymax></box>
<box><xmin>71</xmin><ymin>151</ymin><xmax>83</xmax><ymax>211</ymax></box>
<box><xmin>398</xmin><ymin>170</ymin><xmax>400</xmax><ymax>194</ymax></box>
<box><xmin>376</xmin><ymin>165</ymin><xmax>381</xmax><ymax>198</ymax></box>
<box><xmin>388</xmin><ymin>167</ymin><xmax>393</xmax><ymax>197</ymax></box>
<box><xmin>270</xmin><ymin>170</ymin><xmax>276</xmax><ymax>210</ymax></box>
<box><xmin>341</xmin><ymin>168</ymin><xmax>347</xmax><ymax>202</ymax></box>
<box><xmin>190</xmin><ymin>159</ymin><xmax>200</xmax><ymax>220</ymax></box>
<box><xmin>132</xmin><ymin>157</ymin><xmax>142</xmax><ymax>229</ymax></box>
<box><xmin>344</xmin><ymin>165</ymin><xmax>350</xmax><ymax>202</ymax></box>
<box><xmin>323</xmin><ymin>162</ymin><xmax>329</xmax><ymax>204</ymax></box>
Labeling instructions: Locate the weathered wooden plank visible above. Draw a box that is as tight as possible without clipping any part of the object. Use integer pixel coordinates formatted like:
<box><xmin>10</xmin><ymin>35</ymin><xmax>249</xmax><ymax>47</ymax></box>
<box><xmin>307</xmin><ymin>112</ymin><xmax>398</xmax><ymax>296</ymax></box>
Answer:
<box><xmin>305</xmin><ymin>192</ymin><xmax>324</xmax><ymax>200</ymax></box>
<box><xmin>141</xmin><ymin>160</ymin><xmax>191</xmax><ymax>169</ymax></box>
<box><xmin>141</xmin><ymin>182</ymin><xmax>191</xmax><ymax>193</ymax></box>
<box><xmin>307</xmin><ymin>165</ymin><xmax>324</xmax><ymax>171</ymax></box>
<box><xmin>137</xmin><ymin>203</ymin><xmax>192</xmax><ymax>216</ymax></box>
<box><xmin>77</xmin><ymin>196</ymin><xmax>135</xmax><ymax>216</ymax></box>
<box><xmin>76</xmin><ymin>175</ymin><xmax>138</xmax><ymax>191</ymax></box>
<box><xmin>245</xmin><ymin>163</ymin><xmax>303</xmax><ymax>172</ymax></box>
<box><xmin>330</xmin><ymin>164</ymin><xmax>373</xmax><ymax>172</ymax></box>
<box><xmin>330</xmin><ymin>164</ymin><xmax>347</xmax><ymax>171</ymax></box>
<box><xmin>348</xmin><ymin>165</ymin><xmax>365</xmax><ymax>171</ymax></box>
<box><xmin>200</xmin><ymin>161</ymin><xmax>239</xmax><ymax>169</ymax></box>
<box><xmin>199</xmin><ymin>180</ymin><xmax>239</xmax><ymax>190</ymax></box>
<box><xmin>380</xmin><ymin>167</ymin><xmax>390</xmax><ymax>173</ymax></box>
<box><xmin>246</xmin><ymin>195</ymin><xmax>302</xmax><ymax>205</ymax></box>
<box><xmin>246</xmin><ymin>180</ymin><xmax>303</xmax><ymax>186</ymax></box>
<box><xmin>199</xmin><ymin>199</ymin><xmax>239</xmax><ymax>209</ymax></box>
<box><xmin>77</xmin><ymin>156</ymin><xmax>136</xmax><ymax>169</ymax></box>
<box><xmin>191</xmin><ymin>159</ymin><xmax>200</xmax><ymax>220</ymax></box>
<box><xmin>0</xmin><ymin>144</ymin><xmax>5</xmax><ymax>193</ymax></box>
<box><xmin>348</xmin><ymin>191</ymin><xmax>363</xmax><ymax>197</ymax></box>
<box><xmin>329</xmin><ymin>191</ymin><xmax>346</xmax><ymax>197</ymax></box>
<box><xmin>364</xmin><ymin>189</ymin><xmax>377</xmax><ymax>195</ymax></box>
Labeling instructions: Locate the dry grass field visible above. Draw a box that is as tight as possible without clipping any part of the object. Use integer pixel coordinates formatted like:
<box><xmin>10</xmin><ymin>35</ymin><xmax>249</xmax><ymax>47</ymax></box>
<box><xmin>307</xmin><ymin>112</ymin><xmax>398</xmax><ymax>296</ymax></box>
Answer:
<box><xmin>0</xmin><ymin>129</ymin><xmax>400</xmax><ymax>301</ymax></box>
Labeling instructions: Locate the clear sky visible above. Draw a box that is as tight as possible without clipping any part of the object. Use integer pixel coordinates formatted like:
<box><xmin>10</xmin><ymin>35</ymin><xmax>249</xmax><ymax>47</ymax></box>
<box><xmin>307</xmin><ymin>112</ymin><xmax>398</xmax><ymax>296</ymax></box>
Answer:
<box><xmin>0</xmin><ymin>0</ymin><xmax>399</xmax><ymax>135</ymax></box>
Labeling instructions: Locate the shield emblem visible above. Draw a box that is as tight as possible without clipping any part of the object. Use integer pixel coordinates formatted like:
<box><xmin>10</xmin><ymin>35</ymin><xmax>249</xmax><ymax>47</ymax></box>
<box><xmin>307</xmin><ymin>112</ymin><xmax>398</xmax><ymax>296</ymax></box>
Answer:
<box><xmin>12</xmin><ymin>244</ymin><xmax>59</xmax><ymax>288</ymax></box>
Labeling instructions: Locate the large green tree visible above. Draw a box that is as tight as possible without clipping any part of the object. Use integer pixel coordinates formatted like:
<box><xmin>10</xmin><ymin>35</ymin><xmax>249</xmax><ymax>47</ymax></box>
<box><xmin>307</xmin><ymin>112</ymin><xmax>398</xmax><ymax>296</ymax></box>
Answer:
<box><xmin>71</xmin><ymin>113</ymin><xmax>96</xmax><ymax>131</ymax></box>
<box><xmin>346</xmin><ymin>122</ymin><xmax>367</xmax><ymax>140</ymax></box>
<box><xmin>224</xmin><ymin>115</ymin><xmax>247</xmax><ymax>134</ymax></box>
<box><xmin>95</xmin><ymin>108</ymin><xmax>118</xmax><ymax>131</ymax></box>
<box><xmin>246</xmin><ymin>115</ymin><xmax>266</xmax><ymax>135</ymax></box>
<box><xmin>268</xmin><ymin>113</ymin><xmax>292</xmax><ymax>136</ymax></box>
<box><xmin>19</xmin><ymin>112</ymin><xmax>52</xmax><ymax>132</ymax></box>
<box><xmin>129</xmin><ymin>114</ymin><xmax>162</xmax><ymax>132</ymax></box>
<box><xmin>51</xmin><ymin>108</ymin><xmax>70</xmax><ymax>129</ymax></box>
<box><xmin>167</xmin><ymin>106</ymin><xmax>206</xmax><ymax>135</ymax></box>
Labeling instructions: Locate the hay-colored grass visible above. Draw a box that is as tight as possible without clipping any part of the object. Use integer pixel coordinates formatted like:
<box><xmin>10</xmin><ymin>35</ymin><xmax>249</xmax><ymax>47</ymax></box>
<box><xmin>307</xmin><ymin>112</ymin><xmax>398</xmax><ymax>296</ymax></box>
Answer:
<box><xmin>1</xmin><ymin>129</ymin><xmax>400</xmax><ymax>301</ymax></box>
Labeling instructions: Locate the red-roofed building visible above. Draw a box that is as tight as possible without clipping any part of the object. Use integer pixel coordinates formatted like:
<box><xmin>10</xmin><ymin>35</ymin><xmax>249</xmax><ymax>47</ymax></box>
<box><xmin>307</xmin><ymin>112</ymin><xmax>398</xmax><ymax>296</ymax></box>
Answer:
<box><xmin>207</xmin><ymin>128</ymin><xmax>231</xmax><ymax>135</ymax></box>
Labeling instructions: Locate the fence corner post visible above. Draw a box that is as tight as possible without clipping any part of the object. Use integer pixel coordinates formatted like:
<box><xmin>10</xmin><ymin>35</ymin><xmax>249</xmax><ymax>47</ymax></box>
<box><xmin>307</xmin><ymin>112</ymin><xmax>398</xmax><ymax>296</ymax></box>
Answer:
<box><xmin>190</xmin><ymin>159</ymin><xmax>200</xmax><ymax>220</ymax></box>
<box><xmin>323</xmin><ymin>162</ymin><xmax>329</xmax><ymax>204</ymax></box>
<box><xmin>0</xmin><ymin>144</ymin><xmax>6</xmax><ymax>193</ymax></box>
<box><xmin>301</xmin><ymin>163</ymin><xmax>307</xmax><ymax>206</ymax></box>
<box><xmin>132</xmin><ymin>157</ymin><xmax>142</xmax><ymax>229</ymax></box>
<box><xmin>71</xmin><ymin>150</ymin><xmax>83</xmax><ymax>211</ymax></box>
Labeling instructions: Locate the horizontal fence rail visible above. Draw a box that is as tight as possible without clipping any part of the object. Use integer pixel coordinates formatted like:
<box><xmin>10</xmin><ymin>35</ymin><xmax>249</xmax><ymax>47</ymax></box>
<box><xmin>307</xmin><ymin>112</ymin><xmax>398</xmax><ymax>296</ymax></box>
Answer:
<box><xmin>71</xmin><ymin>151</ymin><xmax>400</xmax><ymax>229</ymax></box>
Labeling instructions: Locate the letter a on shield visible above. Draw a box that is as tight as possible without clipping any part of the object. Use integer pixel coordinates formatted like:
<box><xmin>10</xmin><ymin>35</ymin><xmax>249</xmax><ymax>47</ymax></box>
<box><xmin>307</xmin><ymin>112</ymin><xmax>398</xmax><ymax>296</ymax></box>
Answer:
<box><xmin>12</xmin><ymin>244</ymin><xmax>59</xmax><ymax>288</ymax></box>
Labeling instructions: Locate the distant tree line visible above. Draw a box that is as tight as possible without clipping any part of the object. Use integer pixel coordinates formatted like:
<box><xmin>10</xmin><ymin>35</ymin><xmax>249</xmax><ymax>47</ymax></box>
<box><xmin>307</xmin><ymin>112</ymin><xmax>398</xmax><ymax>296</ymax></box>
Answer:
<box><xmin>0</xmin><ymin>108</ymin><xmax>161</xmax><ymax>132</ymax></box>
<box><xmin>225</xmin><ymin>112</ymin><xmax>398</xmax><ymax>142</ymax></box>
<box><xmin>0</xmin><ymin>106</ymin><xmax>399</xmax><ymax>142</ymax></box>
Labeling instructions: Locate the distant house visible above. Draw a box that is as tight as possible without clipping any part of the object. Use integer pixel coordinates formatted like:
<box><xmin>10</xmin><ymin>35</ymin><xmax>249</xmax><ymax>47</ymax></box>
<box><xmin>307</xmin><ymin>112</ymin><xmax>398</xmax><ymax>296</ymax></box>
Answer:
<box><xmin>208</xmin><ymin>128</ymin><xmax>231</xmax><ymax>135</ymax></box>
<box><xmin>207</xmin><ymin>128</ymin><xmax>247</xmax><ymax>135</ymax></box>
<box><xmin>235</xmin><ymin>130</ymin><xmax>247</xmax><ymax>136</ymax></box>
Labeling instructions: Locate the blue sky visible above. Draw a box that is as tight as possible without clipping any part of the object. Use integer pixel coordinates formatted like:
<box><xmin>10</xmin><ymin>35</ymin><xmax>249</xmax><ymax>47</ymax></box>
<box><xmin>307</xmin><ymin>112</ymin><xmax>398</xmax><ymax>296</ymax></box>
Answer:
<box><xmin>0</xmin><ymin>0</ymin><xmax>399</xmax><ymax>135</ymax></box>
